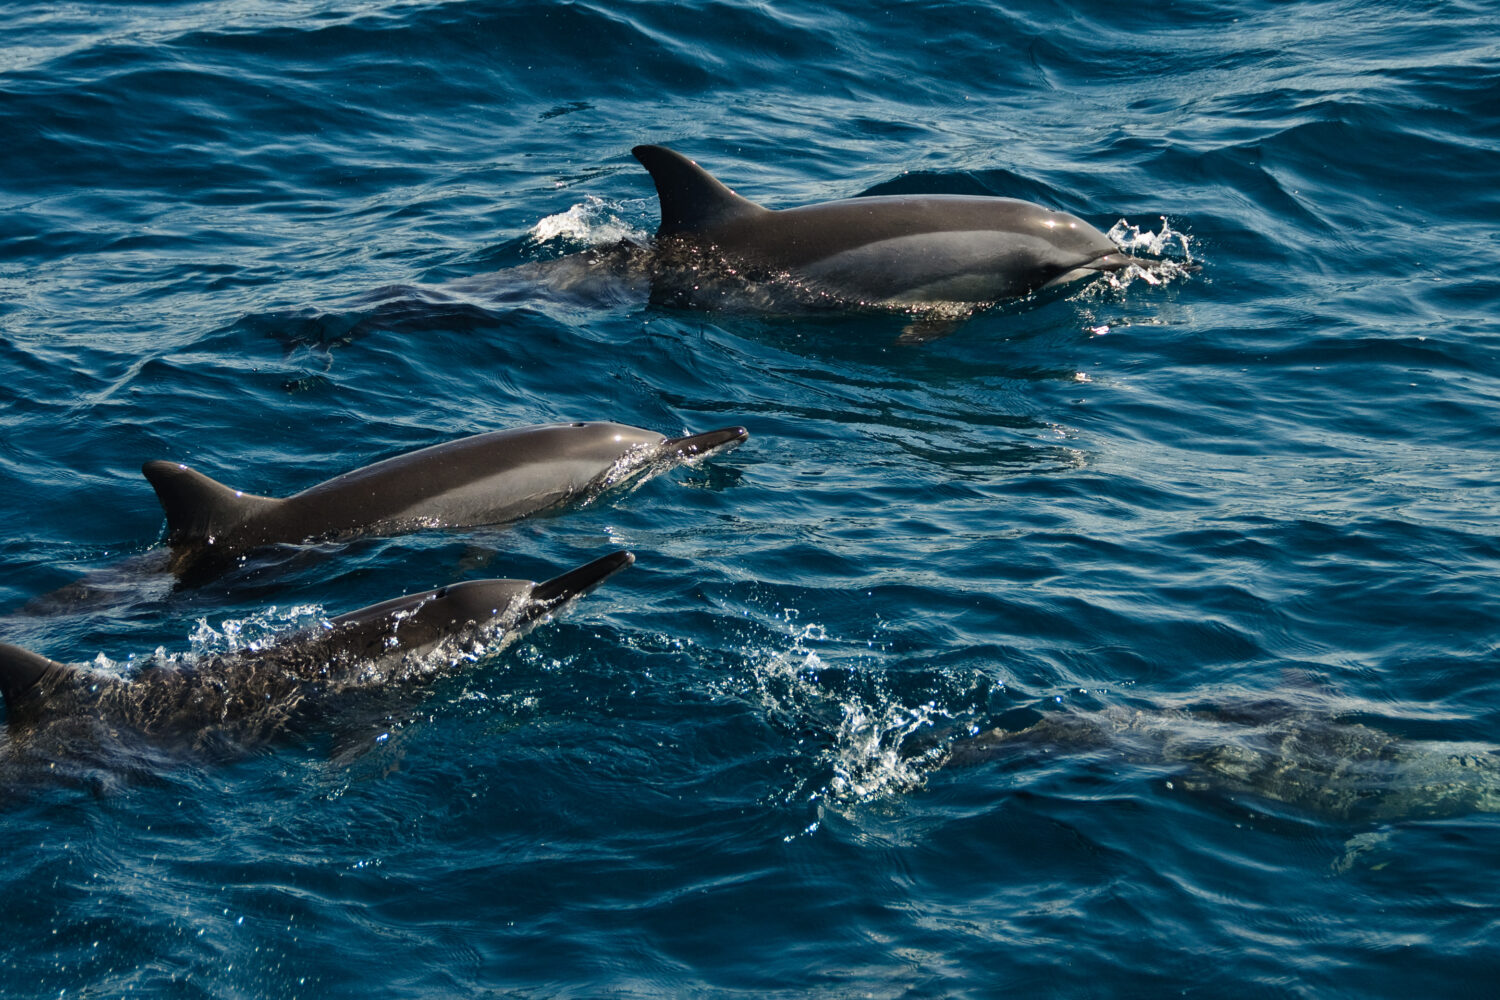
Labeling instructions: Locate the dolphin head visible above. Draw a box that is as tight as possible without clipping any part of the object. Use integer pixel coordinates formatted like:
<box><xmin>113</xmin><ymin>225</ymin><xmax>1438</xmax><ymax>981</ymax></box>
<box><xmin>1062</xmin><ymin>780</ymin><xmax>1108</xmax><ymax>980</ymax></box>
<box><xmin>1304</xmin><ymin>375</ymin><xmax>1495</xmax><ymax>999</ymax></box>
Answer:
<box><xmin>308</xmin><ymin>550</ymin><xmax>637</xmax><ymax>669</ymax></box>
<box><xmin>566</xmin><ymin>421</ymin><xmax>748</xmax><ymax>458</ymax></box>
<box><xmin>553</xmin><ymin>421</ymin><xmax>747</xmax><ymax>494</ymax></box>
<box><xmin>393</xmin><ymin>548</ymin><xmax>636</xmax><ymax>634</ymax></box>
<box><xmin>535</xmin><ymin>421</ymin><xmax>745</xmax><ymax>466</ymax></box>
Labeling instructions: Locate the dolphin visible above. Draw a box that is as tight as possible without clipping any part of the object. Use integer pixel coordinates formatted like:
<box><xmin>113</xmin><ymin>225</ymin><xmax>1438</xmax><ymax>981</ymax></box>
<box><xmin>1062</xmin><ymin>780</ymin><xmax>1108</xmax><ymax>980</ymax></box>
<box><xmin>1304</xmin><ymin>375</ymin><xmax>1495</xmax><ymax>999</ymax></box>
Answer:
<box><xmin>437</xmin><ymin>146</ymin><xmax>1171</xmax><ymax>322</ymax></box>
<box><xmin>140</xmin><ymin>421</ymin><xmax>746</xmax><ymax>582</ymax></box>
<box><xmin>942</xmin><ymin>693</ymin><xmax>1500</xmax><ymax>824</ymax></box>
<box><xmin>629</xmin><ymin>144</ymin><xmax>1148</xmax><ymax>308</ymax></box>
<box><xmin>0</xmin><ymin>550</ymin><xmax>633</xmax><ymax>752</ymax></box>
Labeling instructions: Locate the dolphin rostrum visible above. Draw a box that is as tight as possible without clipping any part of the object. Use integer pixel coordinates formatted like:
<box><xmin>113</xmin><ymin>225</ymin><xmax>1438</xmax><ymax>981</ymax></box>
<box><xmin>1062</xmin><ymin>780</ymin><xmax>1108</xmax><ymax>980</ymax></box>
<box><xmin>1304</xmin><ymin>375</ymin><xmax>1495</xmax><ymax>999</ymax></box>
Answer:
<box><xmin>942</xmin><ymin>693</ymin><xmax>1500</xmax><ymax>824</ymax></box>
<box><xmin>0</xmin><ymin>550</ymin><xmax>633</xmax><ymax>750</ymax></box>
<box><xmin>630</xmin><ymin>144</ymin><xmax>1149</xmax><ymax>308</ymax></box>
<box><xmin>142</xmin><ymin>421</ymin><xmax>746</xmax><ymax>580</ymax></box>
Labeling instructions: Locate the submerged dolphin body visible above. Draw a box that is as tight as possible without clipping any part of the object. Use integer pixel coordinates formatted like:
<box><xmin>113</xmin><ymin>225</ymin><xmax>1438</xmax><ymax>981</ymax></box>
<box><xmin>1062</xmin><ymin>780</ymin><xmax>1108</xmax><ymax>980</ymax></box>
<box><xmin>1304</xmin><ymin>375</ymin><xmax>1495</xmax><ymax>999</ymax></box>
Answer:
<box><xmin>629</xmin><ymin>144</ymin><xmax>1146</xmax><ymax>309</ymax></box>
<box><xmin>141</xmin><ymin>421</ymin><xmax>746</xmax><ymax>581</ymax></box>
<box><xmin>943</xmin><ymin>694</ymin><xmax>1500</xmax><ymax>824</ymax></box>
<box><xmin>0</xmin><ymin>551</ymin><xmax>633</xmax><ymax>755</ymax></box>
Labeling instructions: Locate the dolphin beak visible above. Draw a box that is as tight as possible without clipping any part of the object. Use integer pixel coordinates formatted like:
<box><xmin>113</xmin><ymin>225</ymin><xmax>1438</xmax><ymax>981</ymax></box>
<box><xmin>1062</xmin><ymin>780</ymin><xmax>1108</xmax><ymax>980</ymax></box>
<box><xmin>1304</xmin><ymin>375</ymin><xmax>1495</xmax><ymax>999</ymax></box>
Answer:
<box><xmin>1083</xmin><ymin>251</ymin><xmax>1141</xmax><ymax>273</ymax></box>
<box><xmin>530</xmin><ymin>550</ymin><xmax>635</xmax><ymax>605</ymax></box>
<box><xmin>662</xmin><ymin>425</ymin><xmax>749</xmax><ymax>459</ymax></box>
<box><xmin>1043</xmin><ymin>251</ymin><xmax>1188</xmax><ymax>291</ymax></box>
<box><xmin>1085</xmin><ymin>251</ymin><xmax>1197</xmax><ymax>276</ymax></box>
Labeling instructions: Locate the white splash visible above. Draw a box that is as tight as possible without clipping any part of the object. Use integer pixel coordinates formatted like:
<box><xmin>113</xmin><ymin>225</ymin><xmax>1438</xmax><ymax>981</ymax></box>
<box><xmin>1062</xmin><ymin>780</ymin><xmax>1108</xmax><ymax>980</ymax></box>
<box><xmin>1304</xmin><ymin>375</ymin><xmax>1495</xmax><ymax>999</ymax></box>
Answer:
<box><xmin>825</xmin><ymin>698</ymin><xmax>951</xmax><ymax>802</ymax></box>
<box><xmin>525</xmin><ymin>195</ymin><xmax>648</xmax><ymax>248</ymax></box>
<box><xmin>597</xmin><ymin>441</ymin><xmax>665</xmax><ymax>491</ymax></box>
<box><xmin>740</xmin><ymin>610</ymin><xmax>956</xmax><ymax>809</ymax></box>
<box><xmin>1074</xmin><ymin>216</ymin><xmax>1199</xmax><ymax>294</ymax></box>
<box><xmin>1107</xmin><ymin>215</ymin><xmax>1194</xmax><ymax>260</ymax></box>
<box><xmin>187</xmin><ymin>604</ymin><xmax>327</xmax><ymax>657</ymax></box>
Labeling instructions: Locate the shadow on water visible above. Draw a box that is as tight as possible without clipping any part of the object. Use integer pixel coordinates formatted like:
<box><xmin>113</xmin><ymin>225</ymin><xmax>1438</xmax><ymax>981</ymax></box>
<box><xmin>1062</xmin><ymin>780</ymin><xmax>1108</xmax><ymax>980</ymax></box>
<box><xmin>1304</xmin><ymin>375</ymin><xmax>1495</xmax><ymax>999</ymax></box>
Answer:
<box><xmin>229</xmin><ymin>292</ymin><xmax>512</xmax><ymax>353</ymax></box>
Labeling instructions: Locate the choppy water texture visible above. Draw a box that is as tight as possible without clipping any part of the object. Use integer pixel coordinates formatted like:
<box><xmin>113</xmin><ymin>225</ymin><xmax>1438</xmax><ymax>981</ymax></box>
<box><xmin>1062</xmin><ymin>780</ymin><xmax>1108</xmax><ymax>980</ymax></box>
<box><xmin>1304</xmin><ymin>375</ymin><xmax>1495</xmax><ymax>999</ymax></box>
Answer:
<box><xmin>3</xmin><ymin>1</ymin><xmax>1500</xmax><ymax>996</ymax></box>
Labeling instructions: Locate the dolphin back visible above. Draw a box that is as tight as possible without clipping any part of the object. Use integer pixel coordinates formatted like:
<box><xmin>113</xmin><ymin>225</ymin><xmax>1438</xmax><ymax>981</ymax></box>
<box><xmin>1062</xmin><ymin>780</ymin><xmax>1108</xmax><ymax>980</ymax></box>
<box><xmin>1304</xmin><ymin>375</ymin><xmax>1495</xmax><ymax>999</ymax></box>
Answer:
<box><xmin>142</xmin><ymin>460</ymin><xmax>280</xmax><ymax>551</ymax></box>
<box><xmin>0</xmin><ymin>642</ymin><xmax>75</xmax><ymax>711</ymax></box>
<box><xmin>632</xmin><ymin>145</ymin><xmax>767</xmax><ymax>237</ymax></box>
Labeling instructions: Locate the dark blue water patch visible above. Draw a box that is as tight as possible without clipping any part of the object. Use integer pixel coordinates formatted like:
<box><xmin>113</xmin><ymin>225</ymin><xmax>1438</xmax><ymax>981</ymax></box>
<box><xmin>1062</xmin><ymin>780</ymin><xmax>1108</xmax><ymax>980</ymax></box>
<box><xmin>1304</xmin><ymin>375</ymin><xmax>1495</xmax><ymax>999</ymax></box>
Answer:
<box><xmin>5</xmin><ymin>0</ymin><xmax>1500</xmax><ymax>995</ymax></box>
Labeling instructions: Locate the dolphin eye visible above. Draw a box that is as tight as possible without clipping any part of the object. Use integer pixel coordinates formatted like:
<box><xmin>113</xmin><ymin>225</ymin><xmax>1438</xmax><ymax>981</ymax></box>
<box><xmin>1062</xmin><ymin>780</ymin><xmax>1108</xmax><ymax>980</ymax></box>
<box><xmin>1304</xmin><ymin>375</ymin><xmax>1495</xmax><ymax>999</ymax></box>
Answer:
<box><xmin>435</xmin><ymin>587</ymin><xmax>449</xmax><ymax>598</ymax></box>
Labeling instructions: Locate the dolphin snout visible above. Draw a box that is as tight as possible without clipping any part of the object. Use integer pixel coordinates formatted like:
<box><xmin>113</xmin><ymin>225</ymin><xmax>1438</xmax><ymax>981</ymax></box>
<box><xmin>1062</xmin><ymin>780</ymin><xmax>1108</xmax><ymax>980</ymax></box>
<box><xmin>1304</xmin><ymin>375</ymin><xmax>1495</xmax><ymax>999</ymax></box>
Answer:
<box><xmin>1086</xmin><ymin>251</ymin><xmax>1196</xmax><ymax>276</ymax></box>
<box><xmin>1086</xmin><ymin>251</ymin><xmax>1141</xmax><ymax>273</ymax></box>
<box><xmin>530</xmin><ymin>550</ymin><xmax>636</xmax><ymax>606</ymax></box>
<box><xmin>664</xmin><ymin>426</ymin><xmax>749</xmax><ymax>458</ymax></box>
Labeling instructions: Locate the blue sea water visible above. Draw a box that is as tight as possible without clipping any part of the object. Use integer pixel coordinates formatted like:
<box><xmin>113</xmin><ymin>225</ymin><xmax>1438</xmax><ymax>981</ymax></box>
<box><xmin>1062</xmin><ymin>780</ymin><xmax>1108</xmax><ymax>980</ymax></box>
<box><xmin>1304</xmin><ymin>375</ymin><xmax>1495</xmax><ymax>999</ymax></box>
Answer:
<box><xmin>3</xmin><ymin>0</ymin><xmax>1499</xmax><ymax>995</ymax></box>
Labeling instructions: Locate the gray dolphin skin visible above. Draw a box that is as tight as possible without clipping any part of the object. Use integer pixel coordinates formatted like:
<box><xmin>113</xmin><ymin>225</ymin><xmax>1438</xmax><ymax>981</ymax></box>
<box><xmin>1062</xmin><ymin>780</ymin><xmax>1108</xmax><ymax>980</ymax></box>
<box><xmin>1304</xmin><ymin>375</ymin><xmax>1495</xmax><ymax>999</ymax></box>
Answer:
<box><xmin>942</xmin><ymin>695</ymin><xmax>1500</xmax><ymax>824</ymax></box>
<box><xmin>631</xmin><ymin>144</ymin><xmax>1144</xmax><ymax>307</ymax></box>
<box><xmin>0</xmin><ymin>550</ymin><xmax>633</xmax><ymax>748</ymax></box>
<box><xmin>143</xmin><ymin>420</ymin><xmax>746</xmax><ymax>580</ymax></box>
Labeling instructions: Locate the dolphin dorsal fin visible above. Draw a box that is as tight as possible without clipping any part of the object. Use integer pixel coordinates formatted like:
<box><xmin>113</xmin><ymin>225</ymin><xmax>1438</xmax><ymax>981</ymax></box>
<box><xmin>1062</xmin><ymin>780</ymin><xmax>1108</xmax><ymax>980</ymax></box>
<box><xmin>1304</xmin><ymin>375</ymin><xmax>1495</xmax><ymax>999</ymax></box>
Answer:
<box><xmin>141</xmin><ymin>460</ymin><xmax>279</xmax><ymax>548</ymax></box>
<box><xmin>632</xmin><ymin>145</ymin><xmax>767</xmax><ymax>237</ymax></box>
<box><xmin>0</xmin><ymin>642</ymin><xmax>71</xmax><ymax>709</ymax></box>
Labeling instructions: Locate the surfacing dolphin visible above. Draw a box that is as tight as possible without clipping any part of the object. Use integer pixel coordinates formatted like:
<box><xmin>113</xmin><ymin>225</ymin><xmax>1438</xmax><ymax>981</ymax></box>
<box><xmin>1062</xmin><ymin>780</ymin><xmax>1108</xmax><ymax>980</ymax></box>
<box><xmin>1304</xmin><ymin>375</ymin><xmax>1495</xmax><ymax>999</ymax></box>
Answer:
<box><xmin>138</xmin><ymin>420</ymin><xmax>744</xmax><ymax>583</ymax></box>
<box><xmin>439</xmin><ymin>146</ymin><xmax>1173</xmax><ymax>321</ymax></box>
<box><xmin>0</xmin><ymin>551</ymin><xmax>632</xmax><ymax>761</ymax></box>
<box><xmin>630</xmin><ymin>144</ymin><xmax>1148</xmax><ymax>309</ymax></box>
<box><xmin>942</xmin><ymin>692</ymin><xmax>1500</xmax><ymax>824</ymax></box>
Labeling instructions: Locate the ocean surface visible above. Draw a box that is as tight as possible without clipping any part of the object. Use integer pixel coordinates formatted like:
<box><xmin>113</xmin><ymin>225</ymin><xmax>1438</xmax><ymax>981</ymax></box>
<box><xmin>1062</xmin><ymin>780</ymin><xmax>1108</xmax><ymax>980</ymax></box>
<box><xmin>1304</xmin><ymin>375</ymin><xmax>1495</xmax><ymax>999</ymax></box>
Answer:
<box><xmin>2</xmin><ymin>0</ymin><xmax>1498</xmax><ymax>995</ymax></box>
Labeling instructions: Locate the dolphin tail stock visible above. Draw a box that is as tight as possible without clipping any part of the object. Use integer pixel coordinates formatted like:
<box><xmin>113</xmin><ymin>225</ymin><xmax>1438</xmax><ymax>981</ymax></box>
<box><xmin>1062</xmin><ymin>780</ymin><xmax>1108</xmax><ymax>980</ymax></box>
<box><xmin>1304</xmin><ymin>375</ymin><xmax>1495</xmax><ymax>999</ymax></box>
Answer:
<box><xmin>0</xmin><ymin>642</ymin><xmax>75</xmax><ymax>711</ymax></box>
<box><xmin>661</xmin><ymin>425</ymin><xmax>749</xmax><ymax>460</ymax></box>
<box><xmin>141</xmin><ymin>460</ymin><xmax>280</xmax><ymax>549</ymax></box>
<box><xmin>529</xmin><ymin>550</ymin><xmax>635</xmax><ymax>607</ymax></box>
<box><xmin>631</xmin><ymin>145</ymin><xmax>768</xmax><ymax>237</ymax></box>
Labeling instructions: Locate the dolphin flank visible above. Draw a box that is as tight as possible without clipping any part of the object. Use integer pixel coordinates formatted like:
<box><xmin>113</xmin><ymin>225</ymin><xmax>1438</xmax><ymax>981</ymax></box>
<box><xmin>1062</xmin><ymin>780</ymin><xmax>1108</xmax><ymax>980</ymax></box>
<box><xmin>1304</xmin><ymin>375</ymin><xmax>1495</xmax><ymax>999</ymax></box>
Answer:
<box><xmin>631</xmin><ymin>144</ymin><xmax>1146</xmax><ymax>307</ymax></box>
<box><xmin>142</xmin><ymin>421</ymin><xmax>746</xmax><ymax>580</ymax></box>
